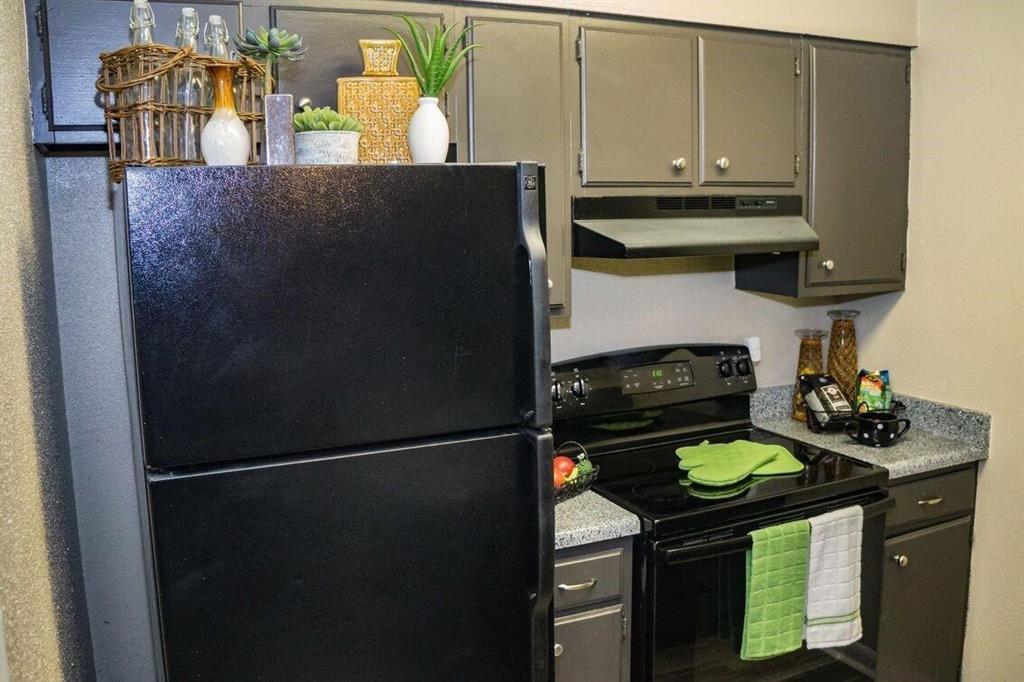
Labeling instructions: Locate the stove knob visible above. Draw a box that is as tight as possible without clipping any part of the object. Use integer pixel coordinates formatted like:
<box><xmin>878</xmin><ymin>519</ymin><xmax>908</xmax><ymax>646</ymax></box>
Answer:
<box><xmin>717</xmin><ymin>360</ymin><xmax>734</xmax><ymax>378</ymax></box>
<box><xmin>735</xmin><ymin>359</ymin><xmax>751</xmax><ymax>376</ymax></box>
<box><xmin>571</xmin><ymin>378</ymin><xmax>589</xmax><ymax>398</ymax></box>
<box><xmin>551</xmin><ymin>381</ymin><xmax>564</xmax><ymax>402</ymax></box>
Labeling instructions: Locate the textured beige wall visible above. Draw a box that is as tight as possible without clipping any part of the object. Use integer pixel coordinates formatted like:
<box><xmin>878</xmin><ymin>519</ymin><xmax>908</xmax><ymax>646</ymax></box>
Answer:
<box><xmin>857</xmin><ymin>1</ymin><xmax>1024</xmax><ymax>678</ymax></box>
<box><xmin>473</xmin><ymin>0</ymin><xmax>918</xmax><ymax>45</ymax></box>
<box><xmin>0</xmin><ymin>0</ymin><xmax>69</xmax><ymax>679</ymax></box>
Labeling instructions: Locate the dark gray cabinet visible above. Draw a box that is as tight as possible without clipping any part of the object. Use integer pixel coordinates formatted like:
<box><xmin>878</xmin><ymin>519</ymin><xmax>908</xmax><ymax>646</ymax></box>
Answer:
<box><xmin>698</xmin><ymin>33</ymin><xmax>800</xmax><ymax>186</ymax></box>
<box><xmin>735</xmin><ymin>40</ymin><xmax>910</xmax><ymax>297</ymax></box>
<box><xmin>876</xmin><ymin>517</ymin><xmax>972</xmax><ymax>681</ymax></box>
<box><xmin>577</xmin><ymin>23</ymin><xmax>696</xmax><ymax>186</ymax></box>
<box><xmin>875</xmin><ymin>467</ymin><xmax>977</xmax><ymax>681</ymax></box>
<box><xmin>805</xmin><ymin>42</ymin><xmax>910</xmax><ymax>288</ymax></box>
<box><xmin>28</xmin><ymin>0</ymin><xmax>243</xmax><ymax>147</ymax></box>
<box><xmin>554</xmin><ymin>605</ymin><xmax>624</xmax><ymax>682</ymax></box>
<box><xmin>553</xmin><ymin>539</ymin><xmax>632</xmax><ymax>682</ymax></box>
<box><xmin>453</xmin><ymin>9</ymin><xmax>572</xmax><ymax>312</ymax></box>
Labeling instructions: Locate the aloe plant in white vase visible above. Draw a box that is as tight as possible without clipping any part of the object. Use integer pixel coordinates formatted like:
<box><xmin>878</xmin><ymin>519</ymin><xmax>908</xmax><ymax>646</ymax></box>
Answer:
<box><xmin>387</xmin><ymin>16</ymin><xmax>481</xmax><ymax>163</ymax></box>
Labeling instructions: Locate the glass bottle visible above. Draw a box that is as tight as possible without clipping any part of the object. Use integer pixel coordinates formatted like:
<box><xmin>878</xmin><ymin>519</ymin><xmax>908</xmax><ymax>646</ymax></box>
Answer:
<box><xmin>128</xmin><ymin>0</ymin><xmax>157</xmax><ymax>160</ymax></box>
<box><xmin>827</xmin><ymin>310</ymin><xmax>860</xmax><ymax>402</ymax></box>
<box><xmin>792</xmin><ymin>329</ymin><xmax>826</xmax><ymax>421</ymax></box>
<box><xmin>175</xmin><ymin>8</ymin><xmax>203</xmax><ymax>160</ymax></box>
<box><xmin>204</xmin><ymin>15</ymin><xmax>231</xmax><ymax>59</ymax></box>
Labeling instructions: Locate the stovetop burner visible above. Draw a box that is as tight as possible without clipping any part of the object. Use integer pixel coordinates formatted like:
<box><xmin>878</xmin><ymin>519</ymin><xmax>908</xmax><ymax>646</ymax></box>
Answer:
<box><xmin>585</xmin><ymin>427</ymin><xmax>887</xmax><ymax>538</ymax></box>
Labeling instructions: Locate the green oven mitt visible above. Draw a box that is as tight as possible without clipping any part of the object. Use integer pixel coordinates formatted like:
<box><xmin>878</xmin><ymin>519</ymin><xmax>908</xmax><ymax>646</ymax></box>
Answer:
<box><xmin>677</xmin><ymin>440</ymin><xmax>804</xmax><ymax>486</ymax></box>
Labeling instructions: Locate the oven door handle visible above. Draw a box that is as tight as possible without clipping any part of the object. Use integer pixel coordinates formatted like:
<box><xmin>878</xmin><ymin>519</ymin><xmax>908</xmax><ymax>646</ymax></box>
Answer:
<box><xmin>659</xmin><ymin>495</ymin><xmax>894</xmax><ymax>566</ymax></box>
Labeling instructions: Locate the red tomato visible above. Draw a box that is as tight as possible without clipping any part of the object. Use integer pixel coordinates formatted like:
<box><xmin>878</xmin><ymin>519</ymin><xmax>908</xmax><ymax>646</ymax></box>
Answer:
<box><xmin>553</xmin><ymin>456</ymin><xmax>576</xmax><ymax>476</ymax></box>
<box><xmin>553</xmin><ymin>469</ymin><xmax>566</xmax><ymax>488</ymax></box>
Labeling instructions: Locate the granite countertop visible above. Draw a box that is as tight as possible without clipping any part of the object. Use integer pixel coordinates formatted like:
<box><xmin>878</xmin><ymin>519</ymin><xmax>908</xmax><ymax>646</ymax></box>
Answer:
<box><xmin>751</xmin><ymin>386</ymin><xmax>990</xmax><ymax>480</ymax></box>
<box><xmin>554</xmin><ymin>491</ymin><xmax>641</xmax><ymax>550</ymax></box>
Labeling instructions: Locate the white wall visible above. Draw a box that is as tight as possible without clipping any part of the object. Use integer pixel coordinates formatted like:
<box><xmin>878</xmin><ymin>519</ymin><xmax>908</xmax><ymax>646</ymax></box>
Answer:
<box><xmin>856</xmin><ymin>2</ymin><xmax>1024</xmax><ymax>678</ymax></box>
<box><xmin>477</xmin><ymin>0</ymin><xmax>917</xmax><ymax>45</ymax></box>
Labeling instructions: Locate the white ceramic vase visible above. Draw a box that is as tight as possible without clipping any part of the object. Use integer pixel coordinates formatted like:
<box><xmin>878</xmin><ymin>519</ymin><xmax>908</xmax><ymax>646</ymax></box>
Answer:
<box><xmin>407</xmin><ymin>97</ymin><xmax>449</xmax><ymax>163</ymax></box>
<box><xmin>201</xmin><ymin>64</ymin><xmax>250</xmax><ymax>166</ymax></box>
<box><xmin>295</xmin><ymin>131</ymin><xmax>361</xmax><ymax>165</ymax></box>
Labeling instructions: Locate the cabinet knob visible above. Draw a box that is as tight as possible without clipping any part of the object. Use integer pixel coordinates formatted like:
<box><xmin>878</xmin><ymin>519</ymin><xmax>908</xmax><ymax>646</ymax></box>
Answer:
<box><xmin>820</xmin><ymin>259</ymin><xmax>835</xmax><ymax>271</ymax></box>
<box><xmin>715</xmin><ymin>157</ymin><xmax>730</xmax><ymax>170</ymax></box>
<box><xmin>892</xmin><ymin>554</ymin><xmax>909</xmax><ymax>568</ymax></box>
<box><xmin>671</xmin><ymin>157</ymin><xmax>687</xmax><ymax>170</ymax></box>
<box><xmin>553</xmin><ymin>643</ymin><xmax>563</xmax><ymax>657</ymax></box>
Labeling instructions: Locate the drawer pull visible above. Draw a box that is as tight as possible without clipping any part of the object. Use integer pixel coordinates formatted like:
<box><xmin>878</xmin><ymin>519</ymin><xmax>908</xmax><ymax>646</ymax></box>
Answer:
<box><xmin>917</xmin><ymin>496</ymin><xmax>943</xmax><ymax>507</ymax></box>
<box><xmin>557</xmin><ymin>578</ymin><xmax>597</xmax><ymax>592</ymax></box>
<box><xmin>553</xmin><ymin>643</ymin><xmax>563</xmax><ymax>657</ymax></box>
<box><xmin>892</xmin><ymin>554</ymin><xmax>909</xmax><ymax>568</ymax></box>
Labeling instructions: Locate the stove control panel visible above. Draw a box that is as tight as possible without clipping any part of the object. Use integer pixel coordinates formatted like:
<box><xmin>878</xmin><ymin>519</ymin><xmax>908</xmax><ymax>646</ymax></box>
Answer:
<box><xmin>621</xmin><ymin>362</ymin><xmax>694</xmax><ymax>395</ymax></box>
<box><xmin>551</xmin><ymin>344</ymin><xmax>755</xmax><ymax>420</ymax></box>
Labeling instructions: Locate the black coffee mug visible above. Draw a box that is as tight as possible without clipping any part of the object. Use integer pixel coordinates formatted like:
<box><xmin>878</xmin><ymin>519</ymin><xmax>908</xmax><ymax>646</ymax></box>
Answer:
<box><xmin>845</xmin><ymin>411</ymin><xmax>911</xmax><ymax>447</ymax></box>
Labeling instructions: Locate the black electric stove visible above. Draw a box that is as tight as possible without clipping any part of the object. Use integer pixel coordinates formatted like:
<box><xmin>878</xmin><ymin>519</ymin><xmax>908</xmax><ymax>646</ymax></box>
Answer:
<box><xmin>551</xmin><ymin>345</ymin><xmax>890</xmax><ymax>681</ymax></box>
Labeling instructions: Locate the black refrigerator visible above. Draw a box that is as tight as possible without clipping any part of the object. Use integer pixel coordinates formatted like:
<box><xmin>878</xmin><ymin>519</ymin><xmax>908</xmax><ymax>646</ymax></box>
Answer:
<box><xmin>114</xmin><ymin>164</ymin><xmax>553</xmax><ymax>680</ymax></box>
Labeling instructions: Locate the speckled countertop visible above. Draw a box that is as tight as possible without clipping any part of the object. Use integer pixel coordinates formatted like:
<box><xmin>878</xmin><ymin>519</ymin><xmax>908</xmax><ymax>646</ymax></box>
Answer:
<box><xmin>554</xmin><ymin>491</ymin><xmax>641</xmax><ymax>550</ymax></box>
<box><xmin>751</xmin><ymin>385</ymin><xmax>990</xmax><ymax>480</ymax></box>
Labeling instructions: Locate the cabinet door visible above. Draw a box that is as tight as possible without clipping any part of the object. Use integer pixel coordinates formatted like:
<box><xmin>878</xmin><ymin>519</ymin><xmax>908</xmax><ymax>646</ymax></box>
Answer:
<box><xmin>272</xmin><ymin>2</ymin><xmax>447</xmax><ymax>124</ymax></box>
<box><xmin>40</xmin><ymin>0</ymin><xmax>242</xmax><ymax>133</ymax></box>
<box><xmin>876</xmin><ymin>517</ymin><xmax>972</xmax><ymax>682</ymax></box>
<box><xmin>554</xmin><ymin>605</ymin><xmax>624</xmax><ymax>682</ymax></box>
<box><xmin>579</xmin><ymin>25</ymin><xmax>694</xmax><ymax>186</ymax></box>
<box><xmin>806</xmin><ymin>43</ymin><xmax>910</xmax><ymax>286</ymax></box>
<box><xmin>698</xmin><ymin>35</ymin><xmax>799</xmax><ymax>185</ymax></box>
<box><xmin>457</xmin><ymin>12</ymin><xmax>571</xmax><ymax>310</ymax></box>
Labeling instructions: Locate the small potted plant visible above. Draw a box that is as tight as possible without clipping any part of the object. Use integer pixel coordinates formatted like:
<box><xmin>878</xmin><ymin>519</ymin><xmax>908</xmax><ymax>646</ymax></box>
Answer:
<box><xmin>387</xmin><ymin>16</ymin><xmax>481</xmax><ymax>163</ymax></box>
<box><xmin>292</xmin><ymin>106</ymin><xmax>364</xmax><ymax>165</ymax></box>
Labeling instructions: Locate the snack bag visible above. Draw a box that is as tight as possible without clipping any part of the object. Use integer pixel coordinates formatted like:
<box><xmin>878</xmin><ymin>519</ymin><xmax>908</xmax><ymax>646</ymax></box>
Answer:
<box><xmin>856</xmin><ymin>369</ymin><xmax>892</xmax><ymax>413</ymax></box>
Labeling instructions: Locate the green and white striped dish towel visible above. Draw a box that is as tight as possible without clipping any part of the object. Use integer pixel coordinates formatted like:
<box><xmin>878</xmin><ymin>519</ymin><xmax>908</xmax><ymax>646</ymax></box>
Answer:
<box><xmin>805</xmin><ymin>505</ymin><xmax>864</xmax><ymax>649</ymax></box>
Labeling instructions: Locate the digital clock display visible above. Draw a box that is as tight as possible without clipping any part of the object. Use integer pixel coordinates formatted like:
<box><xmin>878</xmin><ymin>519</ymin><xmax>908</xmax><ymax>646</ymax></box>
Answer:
<box><xmin>621</xmin><ymin>362</ymin><xmax>694</xmax><ymax>395</ymax></box>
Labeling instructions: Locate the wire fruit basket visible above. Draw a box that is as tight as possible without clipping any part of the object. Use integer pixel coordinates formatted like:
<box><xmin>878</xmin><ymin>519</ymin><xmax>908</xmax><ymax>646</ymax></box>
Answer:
<box><xmin>554</xmin><ymin>441</ymin><xmax>599</xmax><ymax>505</ymax></box>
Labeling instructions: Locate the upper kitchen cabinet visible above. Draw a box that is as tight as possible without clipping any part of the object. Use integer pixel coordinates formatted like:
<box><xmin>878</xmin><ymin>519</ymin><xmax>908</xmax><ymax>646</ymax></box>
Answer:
<box><xmin>575</xmin><ymin>22</ymin><xmax>696</xmax><ymax>186</ymax></box>
<box><xmin>271</xmin><ymin>2</ymin><xmax>450</xmax><ymax>125</ymax></box>
<box><xmin>735</xmin><ymin>41</ymin><xmax>910</xmax><ymax>297</ymax></box>
<box><xmin>27</xmin><ymin>0</ymin><xmax>243</xmax><ymax>148</ymax></box>
<box><xmin>452</xmin><ymin>9</ymin><xmax>573</xmax><ymax>312</ymax></box>
<box><xmin>697</xmin><ymin>33</ymin><xmax>800</xmax><ymax>186</ymax></box>
<box><xmin>805</xmin><ymin>42</ymin><xmax>910</xmax><ymax>288</ymax></box>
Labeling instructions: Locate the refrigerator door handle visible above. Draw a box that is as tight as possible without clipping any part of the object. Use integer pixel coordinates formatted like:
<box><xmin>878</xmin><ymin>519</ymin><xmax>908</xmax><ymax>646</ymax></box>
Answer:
<box><xmin>516</xmin><ymin>162</ymin><xmax>552</xmax><ymax>429</ymax></box>
<box><xmin>525</xmin><ymin>428</ymin><xmax>554</xmax><ymax>682</ymax></box>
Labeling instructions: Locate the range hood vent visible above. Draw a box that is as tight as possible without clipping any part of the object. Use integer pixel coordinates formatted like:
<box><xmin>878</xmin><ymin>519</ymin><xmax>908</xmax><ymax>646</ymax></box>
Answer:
<box><xmin>572</xmin><ymin>195</ymin><xmax>820</xmax><ymax>259</ymax></box>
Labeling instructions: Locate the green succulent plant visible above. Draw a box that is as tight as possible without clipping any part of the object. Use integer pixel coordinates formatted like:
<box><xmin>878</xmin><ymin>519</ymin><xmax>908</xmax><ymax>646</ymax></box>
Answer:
<box><xmin>293</xmin><ymin>106</ymin><xmax>364</xmax><ymax>134</ymax></box>
<box><xmin>386</xmin><ymin>15</ymin><xmax>481</xmax><ymax>98</ymax></box>
<box><xmin>234</xmin><ymin>26</ymin><xmax>307</xmax><ymax>94</ymax></box>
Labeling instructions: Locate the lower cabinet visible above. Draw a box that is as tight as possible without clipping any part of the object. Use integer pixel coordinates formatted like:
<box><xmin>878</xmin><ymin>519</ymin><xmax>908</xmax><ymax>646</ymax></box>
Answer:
<box><xmin>555</xmin><ymin>605</ymin><xmax>624</xmax><ymax>682</ymax></box>
<box><xmin>553</xmin><ymin>538</ymin><xmax>633</xmax><ymax>682</ymax></box>
<box><xmin>875</xmin><ymin>467</ymin><xmax>976</xmax><ymax>681</ymax></box>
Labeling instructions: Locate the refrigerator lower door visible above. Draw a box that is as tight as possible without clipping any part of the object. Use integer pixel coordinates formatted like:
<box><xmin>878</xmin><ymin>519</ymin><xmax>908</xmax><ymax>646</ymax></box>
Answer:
<box><xmin>147</xmin><ymin>430</ymin><xmax>553</xmax><ymax>681</ymax></box>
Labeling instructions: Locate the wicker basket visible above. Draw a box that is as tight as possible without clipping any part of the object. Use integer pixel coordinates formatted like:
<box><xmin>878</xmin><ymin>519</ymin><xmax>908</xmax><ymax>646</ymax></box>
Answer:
<box><xmin>97</xmin><ymin>44</ymin><xmax>266</xmax><ymax>181</ymax></box>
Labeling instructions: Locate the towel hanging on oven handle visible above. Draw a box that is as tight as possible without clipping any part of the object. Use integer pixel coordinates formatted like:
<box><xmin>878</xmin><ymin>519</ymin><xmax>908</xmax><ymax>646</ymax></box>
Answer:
<box><xmin>658</xmin><ymin>496</ymin><xmax>894</xmax><ymax>566</ymax></box>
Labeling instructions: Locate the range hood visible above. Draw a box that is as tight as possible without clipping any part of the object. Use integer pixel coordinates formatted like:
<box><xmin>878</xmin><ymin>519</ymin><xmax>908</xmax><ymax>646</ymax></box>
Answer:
<box><xmin>572</xmin><ymin>195</ymin><xmax>819</xmax><ymax>258</ymax></box>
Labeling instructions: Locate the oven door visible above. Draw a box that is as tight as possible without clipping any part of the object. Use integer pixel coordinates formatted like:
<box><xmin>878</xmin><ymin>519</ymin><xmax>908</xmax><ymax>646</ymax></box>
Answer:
<box><xmin>649</xmin><ymin>492</ymin><xmax>891</xmax><ymax>681</ymax></box>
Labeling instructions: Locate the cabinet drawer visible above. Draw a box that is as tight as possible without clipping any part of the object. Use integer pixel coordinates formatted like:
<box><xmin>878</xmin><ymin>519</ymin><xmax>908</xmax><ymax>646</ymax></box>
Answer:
<box><xmin>888</xmin><ymin>469</ymin><xmax>976</xmax><ymax>529</ymax></box>
<box><xmin>554</xmin><ymin>548</ymin><xmax>623</xmax><ymax>611</ymax></box>
<box><xmin>554</xmin><ymin>604</ymin><xmax>624</xmax><ymax>682</ymax></box>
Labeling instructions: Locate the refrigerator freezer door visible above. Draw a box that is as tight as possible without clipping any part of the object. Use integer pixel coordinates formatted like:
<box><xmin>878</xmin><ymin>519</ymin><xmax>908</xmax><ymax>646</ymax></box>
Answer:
<box><xmin>120</xmin><ymin>164</ymin><xmax>549</xmax><ymax>469</ymax></box>
<box><xmin>148</xmin><ymin>429</ymin><xmax>553</xmax><ymax>680</ymax></box>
